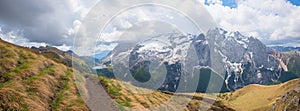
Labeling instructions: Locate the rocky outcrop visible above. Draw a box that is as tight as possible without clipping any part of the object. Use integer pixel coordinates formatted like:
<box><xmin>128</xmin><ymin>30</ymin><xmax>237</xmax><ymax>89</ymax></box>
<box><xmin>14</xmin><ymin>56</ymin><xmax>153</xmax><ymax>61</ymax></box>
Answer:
<box><xmin>271</xmin><ymin>84</ymin><xmax>300</xmax><ymax>111</ymax></box>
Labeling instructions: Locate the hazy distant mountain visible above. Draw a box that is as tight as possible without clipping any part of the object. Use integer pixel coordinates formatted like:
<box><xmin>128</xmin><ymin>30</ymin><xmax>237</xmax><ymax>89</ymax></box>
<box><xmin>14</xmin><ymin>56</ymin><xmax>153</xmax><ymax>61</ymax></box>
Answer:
<box><xmin>31</xmin><ymin>45</ymin><xmax>93</xmax><ymax>73</ymax></box>
<box><xmin>268</xmin><ymin>46</ymin><xmax>300</xmax><ymax>52</ymax></box>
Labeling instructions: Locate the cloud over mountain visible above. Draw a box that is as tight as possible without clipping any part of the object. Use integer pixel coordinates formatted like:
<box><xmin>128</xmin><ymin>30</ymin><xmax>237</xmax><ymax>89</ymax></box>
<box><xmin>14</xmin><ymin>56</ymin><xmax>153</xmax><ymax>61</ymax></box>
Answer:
<box><xmin>0</xmin><ymin>0</ymin><xmax>299</xmax><ymax>50</ymax></box>
<box><xmin>202</xmin><ymin>0</ymin><xmax>300</xmax><ymax>46</ymax></box>
<box><xmin>0</xmin><ymin>0</ymin><xmax>98</xmax><ymax>47</ymax></box>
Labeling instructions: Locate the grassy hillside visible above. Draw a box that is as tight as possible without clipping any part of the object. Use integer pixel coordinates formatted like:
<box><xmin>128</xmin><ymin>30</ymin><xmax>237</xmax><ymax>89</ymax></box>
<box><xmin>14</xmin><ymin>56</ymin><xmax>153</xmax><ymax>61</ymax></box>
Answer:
<box><xmin>218</xmin><ymin>78</ymin><xmax>300</xmax><ymax>111</ymax></box>
<box><xmin>98</xmin><ymin>76</ymin><xmax>234</xmax><ymax>111</ymax></box>
<box><xmin>99</xmin><ymin>75</ymin><xmax>299</xmax><ymax>111</ymax></box>
<box><xmin>0</xmin><ymin>39</ymin><xmax>88</xmax><ymax>110</ymax></box>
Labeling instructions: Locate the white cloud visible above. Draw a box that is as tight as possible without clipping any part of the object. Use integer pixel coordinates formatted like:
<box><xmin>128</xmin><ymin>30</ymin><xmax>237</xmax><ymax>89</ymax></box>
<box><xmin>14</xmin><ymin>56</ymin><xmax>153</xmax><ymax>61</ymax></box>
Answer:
<box><xmin>0</xmin><ymin>0</ymin><xmax>102</xmax><ymax>52</ymax></box>
<box><xmin>75</xmin><ymin>5</ymin><xmax>202</xmax><ymax>56</ymax></box>
<box><xmin>99</xmin><ymin>28</ymin><xmax>123</xmax><ymax>42</ymax></box>
<box><xmin>0</xmin><ymin>29</ymin><xmax>47</xmax><ymax>48</ymax></box>
<box><xmin>53</xmin><ymin>44</ymin><xmax>72</xmax><ymax>51</ymax></box>
<box><xmin>202</xmin><ymin>0</ymin><xmax>300</xmax><ymax>46</ymax></box>
<box><xmin>3</xmin><ymin>0</ymin><xmax>299</xmax><ymax>54</ymax></box>
<box><xmin>98</xmin><ymin>5</ymin><xmax>200</xmax><ymax>42</ymax></box>
<box><xmin>95</xmin><ymin>43</ymin><xmax>118</xmax><ymax>52</ymax></box>
<box><xmin>206</xmin><ymin>0</ymin><xmax>223</xmax><ymax>5</ymax></box>
<box><xmin>67</xmin><ymin>20</ymin><xmax>82</xmax><ymax>37</ymax></box>
<box><xmin>0</xmin><ymin>27</ymin><xmax>71</xmax><ymax>51</ymax></box>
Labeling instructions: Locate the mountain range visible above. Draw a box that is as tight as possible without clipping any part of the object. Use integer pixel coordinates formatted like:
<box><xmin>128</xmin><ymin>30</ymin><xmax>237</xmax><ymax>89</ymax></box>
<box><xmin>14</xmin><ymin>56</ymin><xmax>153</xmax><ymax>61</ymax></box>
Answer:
<box><xmin>100</xmin><ymin>28</ymin><xmax>299</xmax><ymax>93</ymax></box>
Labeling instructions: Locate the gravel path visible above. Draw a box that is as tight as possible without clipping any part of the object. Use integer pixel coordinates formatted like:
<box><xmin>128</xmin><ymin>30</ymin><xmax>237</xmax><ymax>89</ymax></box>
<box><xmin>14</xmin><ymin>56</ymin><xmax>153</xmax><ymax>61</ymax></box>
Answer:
<box><xmin>85</xmin><ymin>76</ymin><xmax>119</xmax><ymax>111</ymax></box>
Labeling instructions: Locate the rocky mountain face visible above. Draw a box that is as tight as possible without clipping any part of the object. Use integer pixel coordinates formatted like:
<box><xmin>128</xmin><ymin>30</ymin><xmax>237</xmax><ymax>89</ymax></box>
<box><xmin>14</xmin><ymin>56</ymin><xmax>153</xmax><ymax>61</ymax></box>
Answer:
<box><xmin>102</xmin><ymin>28</ymin><xmax>283</xmax><ymax>92</ymax></box>
<box><xmin>204</xmin><ymin>28</ymin><xmax>282</xmax><ymax>91</ymax></box>
<box><xmin>269</xmin><ymin>50</ymin><xmax>300</xmax><ymax>82</ymax></box>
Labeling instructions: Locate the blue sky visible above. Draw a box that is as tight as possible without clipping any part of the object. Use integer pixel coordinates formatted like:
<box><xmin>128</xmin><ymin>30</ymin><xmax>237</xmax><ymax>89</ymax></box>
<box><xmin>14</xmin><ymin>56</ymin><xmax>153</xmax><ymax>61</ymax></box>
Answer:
<box><xmin>288</xmin><ymin>0</ymin><xmax>300</xmax><ymax>6</ymax></box>
<box><xmin>205</xmin><ymin>0</ymin><xmax>237</xmax><ymax>8</ymax></box>
<box><xmin>206</xmin><ymin>0</ymin><xmax>300</xmax><ymax>8</ymax></box>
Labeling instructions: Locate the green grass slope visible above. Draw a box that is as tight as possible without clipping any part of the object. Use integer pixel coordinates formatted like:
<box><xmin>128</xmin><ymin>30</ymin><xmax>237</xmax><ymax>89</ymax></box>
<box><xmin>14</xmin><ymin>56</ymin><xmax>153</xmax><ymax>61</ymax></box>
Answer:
<box><xmin>0</xmin><ymin>39</ymin><xmax>88</xmax><ymax>111</ymax></box>
<box><xmin>98</xmin><ymin>76</ymin><xmax>234</xmax><ymax>111</ymax></box>
<box><xmin>218</xmin><ymin>78</ymin><xmax>300</xmax><ymax>111</ymax></box>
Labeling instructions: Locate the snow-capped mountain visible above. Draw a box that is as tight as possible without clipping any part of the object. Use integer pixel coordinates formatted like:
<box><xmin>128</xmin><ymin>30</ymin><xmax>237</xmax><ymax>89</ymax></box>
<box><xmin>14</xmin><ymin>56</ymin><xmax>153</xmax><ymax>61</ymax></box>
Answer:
<box><xmin>102</xmin><ymin>28</ymin><xmax>282</xmax><ymax>92</ymax></box>
<box><xmin>205</xmin><ymin>28</ymin><xmax>281</xmax><ymax>90</ymax></box>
